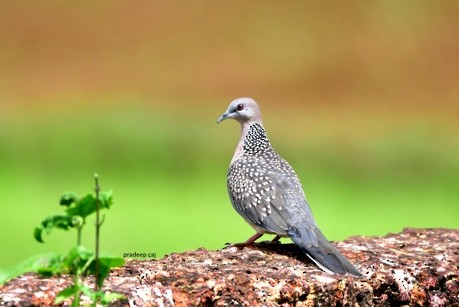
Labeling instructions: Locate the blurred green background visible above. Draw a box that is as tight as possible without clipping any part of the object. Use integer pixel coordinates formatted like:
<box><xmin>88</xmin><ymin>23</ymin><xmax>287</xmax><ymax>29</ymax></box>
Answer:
<box><xmin>1</xmin><ymin>1</ymin><xmax>458</xmax><ymax>268</ymax></box>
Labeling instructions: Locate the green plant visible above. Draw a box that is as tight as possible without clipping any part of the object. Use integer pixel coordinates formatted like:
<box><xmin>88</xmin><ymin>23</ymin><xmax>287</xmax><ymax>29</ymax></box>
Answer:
<box><xmin>0</xmin><ymin>174</ymin><xmax>125</xmax><ymax>306</ymax></box>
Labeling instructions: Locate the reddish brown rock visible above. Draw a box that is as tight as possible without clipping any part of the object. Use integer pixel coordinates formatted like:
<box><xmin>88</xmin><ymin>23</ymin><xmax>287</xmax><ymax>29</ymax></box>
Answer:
<box><xmin>1</xmin><ymin>228</ymin><xmax>458</xmax><ymax>306</ymax></box>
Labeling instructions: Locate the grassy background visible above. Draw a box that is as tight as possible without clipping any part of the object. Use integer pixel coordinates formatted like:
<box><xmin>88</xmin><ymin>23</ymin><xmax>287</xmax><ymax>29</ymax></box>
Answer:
<box><xmin>1</xmin><ymin>1</ymin><xmax>458</xmax><ymax>268</ymax></box>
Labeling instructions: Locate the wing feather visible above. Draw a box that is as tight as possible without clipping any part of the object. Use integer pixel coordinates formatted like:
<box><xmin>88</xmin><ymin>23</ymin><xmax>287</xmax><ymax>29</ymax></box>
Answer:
<box><xmin>228</xmin><ymin>155</ymin><xmax>312</xmax><ymax>234</ymax></box>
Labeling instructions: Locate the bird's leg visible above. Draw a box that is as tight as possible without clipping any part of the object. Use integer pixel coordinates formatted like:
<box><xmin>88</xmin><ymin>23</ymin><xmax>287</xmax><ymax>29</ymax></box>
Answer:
<box><xmin>258</xmin><ymin>234</ymin><xmax>281</xmax><ymax>244</ymax></box>
<box><xmin>228</xmin><ymin>232</ymin><xmax>264</xmax><ymax>248</ymax></box>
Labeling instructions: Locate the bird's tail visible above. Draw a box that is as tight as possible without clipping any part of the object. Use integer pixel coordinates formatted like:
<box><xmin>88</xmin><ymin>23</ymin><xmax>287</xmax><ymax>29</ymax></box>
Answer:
<box><xmin>287</xmin><ymin>223</ymin><xmax>362</xmax><ymax>276</ymax></box>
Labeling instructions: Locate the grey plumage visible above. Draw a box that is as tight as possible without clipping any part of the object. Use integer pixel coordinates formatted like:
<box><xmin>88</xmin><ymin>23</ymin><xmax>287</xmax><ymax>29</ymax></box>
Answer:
<box><xmin>217</xmin><ymin>97</ymin><xmax>361</xmax><ymax>276</ymax></box>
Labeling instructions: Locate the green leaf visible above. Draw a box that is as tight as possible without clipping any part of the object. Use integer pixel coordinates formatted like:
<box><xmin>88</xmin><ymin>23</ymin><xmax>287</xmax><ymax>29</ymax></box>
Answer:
<box><xmin>87</xmin><ymin>289</ymin><xmax>126</xmax><ymax>305</ymax></box>
<box><xmin>36</xmin><ymin>254</ymin><xmax>65</xmax><ymax>277</ymax></box>
<box><xmin>100</xmin><ymin>292</ymin><xmax>126</xmax><ymax>304</ymax></box>
<box><xmin>0</xmin><ymin>253</ymin><xmax>63</xmax><ymax>285</ymax></box>
<box><xmin>86</xmin><ymin>255</ymin><xmax>125</xmax><ymax>288</ymax></box>
<box><xmin>33</xmin><ymin>227</ymin><xmax>44</xmax><ymax>243</ymax></box>
<box><xmin>67</xmin><ymin>245</ymin><xmax>93</xmax><ymax>262</ymax></box>
<box><xmin>99</xmin><ymin>190</ymin><xmax>113</xmax><ymax>209</ymax></box>
<box><xmin>60</xmin><ymin>192</ymin><xmax>79</xmax><ymax>207</ymax></box>
<box><xmin>79</xmin><ymin>284</ymin><xmax>96</xmax><ymax>300</ymax></box>
<box><xmin>63</xmin><ymin>246</ymin><xmax>94</xmax><ymax>273</ymax></box>
<box><xmin>98</xmin><ymin>255</ymin><xmax>125</xmax><ymax>267</ymax></box>
<box><xmin>34</xmin><ymin>215</ymin><xmax>78</xmax><ymax>243</ymax></box>
<box><xmin>54</xmin><ymin>285</ymin><xmax>80</xmax><ymax>304</ymax></box>
<box><xmin>65</xmin><ymin>194</ymin><xmax>96</xmax><ymax>218</ymax></box>
<box><xmin>64</xmin><ymin>190</ymin><xmax>113</xmax><ymax>219</ymax></box>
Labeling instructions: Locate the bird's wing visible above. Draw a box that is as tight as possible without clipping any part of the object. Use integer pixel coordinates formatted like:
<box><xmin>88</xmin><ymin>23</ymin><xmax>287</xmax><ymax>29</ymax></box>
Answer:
<box><xmin>228</xmin><ymin>156</ymin><xmax>312</xmax><ymax>235</ymax></box>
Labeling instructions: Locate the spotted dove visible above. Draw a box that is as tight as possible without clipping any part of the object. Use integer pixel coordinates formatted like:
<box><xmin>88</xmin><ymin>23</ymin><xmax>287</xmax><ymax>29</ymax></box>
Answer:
<box><xmin>217</xmin><ymin>97</ymin><xmax>361</xmax><ymax>276</ymax></box>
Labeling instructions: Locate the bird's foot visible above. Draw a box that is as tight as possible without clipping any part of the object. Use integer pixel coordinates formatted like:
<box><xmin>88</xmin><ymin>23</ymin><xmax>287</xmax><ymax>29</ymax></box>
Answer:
<box><xmin>257</xmin><ymin>235</ymin><xmax>282</xmax><ymax>245</ymax></box>
<box><xmin>224</xmin><ymin>232</ymin><xmax>264</xmax><ymax>249</ymax></box>
<box><xmin>225</xmin><ymin>242</ymin><xmax>253</xmax><ymax>249</ymax></box>
<box><xmin>225</xmin><ymin>234</ymin><xmax>283</xmax><ymax>249</ymax></box>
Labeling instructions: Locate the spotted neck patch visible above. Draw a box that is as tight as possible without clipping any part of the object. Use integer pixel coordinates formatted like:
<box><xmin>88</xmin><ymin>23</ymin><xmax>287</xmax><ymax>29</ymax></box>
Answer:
<box><xmin>243</xmin><ymin>123</ymin><xmax>271</xmax><ymax>155</ymax></box>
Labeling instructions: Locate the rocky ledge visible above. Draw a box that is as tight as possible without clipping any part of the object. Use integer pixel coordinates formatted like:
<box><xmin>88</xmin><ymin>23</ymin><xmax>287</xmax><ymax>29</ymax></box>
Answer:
<box><xmin>1</xmin><ymin>228</ymin><xmax>458</xmax><ymax>306</ymax></box>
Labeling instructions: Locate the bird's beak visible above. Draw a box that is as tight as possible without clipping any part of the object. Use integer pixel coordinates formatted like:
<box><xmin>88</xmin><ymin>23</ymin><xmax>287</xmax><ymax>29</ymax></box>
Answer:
<box><xmin>217</xmin><ymin>111</ymin><xmax>230</xmax><ymax>124</ymax></box>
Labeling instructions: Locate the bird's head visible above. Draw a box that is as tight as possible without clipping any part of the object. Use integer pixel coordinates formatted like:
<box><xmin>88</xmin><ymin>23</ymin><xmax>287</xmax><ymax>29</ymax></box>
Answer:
<box><xmin>217</xmin><ymin>97</ymin><xmax>262</xmax><ymax>125</ymax></box>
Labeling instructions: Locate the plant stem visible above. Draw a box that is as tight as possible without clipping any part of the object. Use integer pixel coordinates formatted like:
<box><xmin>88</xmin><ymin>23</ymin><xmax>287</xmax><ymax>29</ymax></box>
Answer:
<box><xmin>73</xmin><ymin>269</ymin><xmax>80</xmax><ymax>306</ymax></box>
<box><xmin>94</xmin><ymin>173</ymin><xmax>101</xmax><ymax>293</ymax></box>
<box><xmin>77</xmin><ymin>226</ymin><xmax>82</xmax><ymax>246</ymax></box>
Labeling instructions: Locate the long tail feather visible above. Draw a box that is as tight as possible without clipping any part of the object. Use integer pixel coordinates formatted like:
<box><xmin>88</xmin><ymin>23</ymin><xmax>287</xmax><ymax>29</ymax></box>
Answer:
<box><xmin>288</xmin><ymin>223</ymin><xmax>361</xmax><ymax>276</ymax></box>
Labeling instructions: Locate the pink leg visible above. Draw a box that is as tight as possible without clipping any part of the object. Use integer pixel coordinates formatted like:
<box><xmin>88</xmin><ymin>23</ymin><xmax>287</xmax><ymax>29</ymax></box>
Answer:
<box><xmin>230</xmin><ymin>232</ymin><xmax>264</xmax><ymax>247</ymax></box>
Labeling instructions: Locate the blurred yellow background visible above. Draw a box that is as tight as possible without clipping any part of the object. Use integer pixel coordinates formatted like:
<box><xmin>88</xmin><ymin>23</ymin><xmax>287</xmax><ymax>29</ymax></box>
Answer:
<box><xmin>1</xmin><ymin>1</ymin><xmax>458</xmax><ymax>268</ymax></box>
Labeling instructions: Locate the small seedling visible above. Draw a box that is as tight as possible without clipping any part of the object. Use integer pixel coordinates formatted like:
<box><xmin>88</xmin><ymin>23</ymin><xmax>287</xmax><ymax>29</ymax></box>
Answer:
<box><xmin>0</xmin><ymin>174</ymin><xmax>125</xmax><ymax>306</ymax></box>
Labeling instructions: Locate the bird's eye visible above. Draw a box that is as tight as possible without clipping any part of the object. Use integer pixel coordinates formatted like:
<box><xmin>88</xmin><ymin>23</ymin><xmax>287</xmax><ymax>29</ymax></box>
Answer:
<box><xmin>236</xmin><ymin>104</ymin><xmax>244</xmax><ymax>111</ymax></box>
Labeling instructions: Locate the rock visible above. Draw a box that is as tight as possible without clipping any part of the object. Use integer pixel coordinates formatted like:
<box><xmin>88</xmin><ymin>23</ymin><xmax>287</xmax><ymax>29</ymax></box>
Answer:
<box><xmin>1</xmin><ymin>228</ymin><xmax>458</xmax><ymax>306</ymax></box>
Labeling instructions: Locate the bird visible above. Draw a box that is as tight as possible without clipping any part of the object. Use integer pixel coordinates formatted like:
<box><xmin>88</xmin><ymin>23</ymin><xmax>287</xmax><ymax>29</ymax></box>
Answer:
<box><xmin>217</xmin><ymin>97</ymin><xmax>361</xmax><ymax>276</ymax></box>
